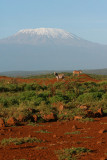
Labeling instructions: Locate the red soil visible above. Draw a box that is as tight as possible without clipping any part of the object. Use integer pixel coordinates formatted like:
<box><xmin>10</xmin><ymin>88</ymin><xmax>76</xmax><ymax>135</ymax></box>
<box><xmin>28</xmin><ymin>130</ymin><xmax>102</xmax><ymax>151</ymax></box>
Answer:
<box><xmin>0</xmin><ymin>74</ymin><xmax>100</xmax><ymax>85</ymax></box>
<box><xmin>0</xmin><ymin>117</ymin><xmax>107</xmax><ymax>160</ymax></box>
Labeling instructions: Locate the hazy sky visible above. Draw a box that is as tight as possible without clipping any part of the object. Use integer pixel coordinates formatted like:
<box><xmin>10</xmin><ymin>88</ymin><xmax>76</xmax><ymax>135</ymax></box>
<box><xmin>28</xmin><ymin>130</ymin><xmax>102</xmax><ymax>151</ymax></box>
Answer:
<box><xmin>0</xmin><ymin>0</ymin><xmax>107</xmax><ymax>44</ymax></box>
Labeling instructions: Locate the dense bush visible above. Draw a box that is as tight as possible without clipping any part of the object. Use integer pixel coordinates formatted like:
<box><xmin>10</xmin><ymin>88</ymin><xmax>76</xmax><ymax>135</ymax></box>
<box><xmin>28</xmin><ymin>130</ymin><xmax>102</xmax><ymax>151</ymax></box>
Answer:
<box><xmin>77</xmin><ymin>92</ymin><xmax>104</xmax><ymax>103</ymax></box>
<box><xmin>102</xmin><ymin>92</ymin><xmax>107</xmax><ymax>100</ymax></box>
<box><xmin>0</xmin><ymin>83</ymin><xmax>44</xmax><ymax>93</ymax></box>
<box><xmin>0</xmin><ymin>76</ymin><xmax>107</xmax><ymax>121</ymax></box>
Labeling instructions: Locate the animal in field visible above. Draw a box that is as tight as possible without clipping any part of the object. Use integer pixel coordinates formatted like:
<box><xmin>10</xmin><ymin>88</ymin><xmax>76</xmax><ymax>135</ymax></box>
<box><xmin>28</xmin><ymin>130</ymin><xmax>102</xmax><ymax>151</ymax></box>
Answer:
<box><xmin>54</xmin><ymin>72</ymin><xmax>65</xmax><ymax>81</ymax></box>
<box><xmin>73</xmin><ymin>70</ymin><xmax>82</xmax><ymax>76</ymax></box>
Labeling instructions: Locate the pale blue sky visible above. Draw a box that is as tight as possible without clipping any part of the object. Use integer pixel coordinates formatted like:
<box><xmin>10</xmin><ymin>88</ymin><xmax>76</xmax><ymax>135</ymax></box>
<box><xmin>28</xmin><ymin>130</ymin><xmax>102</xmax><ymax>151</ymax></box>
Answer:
<box><xmin>0</xmin><ymin>0</ymin><xmax>107</xmax><ymax>44</ymax></box>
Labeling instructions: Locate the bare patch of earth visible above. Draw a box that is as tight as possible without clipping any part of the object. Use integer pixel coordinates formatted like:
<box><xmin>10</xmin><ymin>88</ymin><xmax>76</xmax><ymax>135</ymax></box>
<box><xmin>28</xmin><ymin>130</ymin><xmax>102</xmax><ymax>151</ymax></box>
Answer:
<box><xmin>0</xmin><ymin>117</ymin><xmax>107</xmax><ymax>160</ymax></box>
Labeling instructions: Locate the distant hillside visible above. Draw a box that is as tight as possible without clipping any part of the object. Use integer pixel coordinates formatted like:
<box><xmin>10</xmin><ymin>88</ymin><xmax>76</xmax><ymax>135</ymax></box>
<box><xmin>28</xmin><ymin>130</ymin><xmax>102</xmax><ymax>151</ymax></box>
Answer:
<box><xmin>83</xmin><ymin>68</ymin><xmax>107</xmax><ymax>75</ymax></box>
<box><xmin>0</xmin><ymin>69</ymin><xmax>107</xmax><ymax>77</ymax></box>
<box><xmin>0</xmin><ymin>71</ymin><xmax>54</xmax><ymax>77</ymax></box>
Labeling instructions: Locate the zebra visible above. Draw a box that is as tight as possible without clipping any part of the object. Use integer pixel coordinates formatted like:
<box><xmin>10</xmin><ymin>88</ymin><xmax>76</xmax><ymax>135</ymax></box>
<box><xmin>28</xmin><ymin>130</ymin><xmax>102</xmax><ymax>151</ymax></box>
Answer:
<box><xmin>54</xmin><ymin>72</ymin><xmax>65</xmax><ymax>81</ymax></box>
<box><xmin>73</xmin><ymin>70</ymin><xmax>82</xmax><ymax>76</ymax></box>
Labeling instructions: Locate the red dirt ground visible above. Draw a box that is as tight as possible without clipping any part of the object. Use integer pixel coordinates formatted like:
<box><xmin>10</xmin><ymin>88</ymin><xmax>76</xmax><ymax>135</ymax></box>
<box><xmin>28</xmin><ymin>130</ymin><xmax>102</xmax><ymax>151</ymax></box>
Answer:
<box><xmin>0</xmin><ymin>74</ymin><xmax>100</xmax><ymax>85</ymax></box>
<box><xmin>0</xmin><ymin>117</ymin><xmax>107</xmax><ymax>160</ymax></box>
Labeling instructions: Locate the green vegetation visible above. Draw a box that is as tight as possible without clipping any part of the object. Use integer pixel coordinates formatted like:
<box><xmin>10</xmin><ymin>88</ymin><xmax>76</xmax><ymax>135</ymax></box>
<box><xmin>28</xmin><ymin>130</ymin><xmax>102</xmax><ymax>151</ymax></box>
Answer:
<box><xmin>35</xmin><ymin>130</ymin><xmax>52</xmax><ymax>133</ymax></box>
<box><xmin>64</xmin><ymin>131</ymin><xmax>81</xmax><ymax>135</ymax></box>
<box><xmin>81</xmin><ymin>136</ymin><xmax>94</xmax><ymax>139</ymax></box>
<box><xmin>80</xmin><ymin>117</ymin><xmax>94</xmax><ymax>122</ymax></box>
<box><xmin>34</xmin><ymin>146</ymin><xmax>47</xmax><ymax>150</ymax></box>
<box><xmin>1</xmin><ymin>137</ymin><xmax>42</xmax><ymax>146</ymax></box>
<box><xmin>0</xmin><ymin>73</ymin><xmax>107</xmax><ymax>122</ymax></box>
<box><xmin>55</xmin><ymin>147</ymin><xmax>92</xmax><ymax>160</ymax></box>
<box><xmin>88</xmin><ymin>74</ymin><xmax>107</xmax><ymax>80</ymax></box>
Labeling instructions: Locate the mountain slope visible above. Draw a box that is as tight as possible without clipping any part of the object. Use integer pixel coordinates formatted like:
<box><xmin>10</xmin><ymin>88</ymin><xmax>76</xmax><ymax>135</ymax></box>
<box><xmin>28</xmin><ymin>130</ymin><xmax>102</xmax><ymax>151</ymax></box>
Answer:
<box><xmin>0</xmin><ymin>28</ymin><xmax>107</xmax><ymax>71</ymax></box>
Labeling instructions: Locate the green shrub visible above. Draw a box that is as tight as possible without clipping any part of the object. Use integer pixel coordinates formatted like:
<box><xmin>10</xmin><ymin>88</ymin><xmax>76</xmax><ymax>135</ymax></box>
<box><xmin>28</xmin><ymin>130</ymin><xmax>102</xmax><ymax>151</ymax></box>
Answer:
<box><xmin>36</xmin><ymin>102</ymin><xmax>53</xmax><ymax>115</ymax></box>
<box><xmin>65</xmin><ymin>91</ymin><xmax>77</xmax><ymax>101</ymax></box>
<box><xmin>19</xmin><ymin>91</ymin><xmax>36</xmax><ymax>102</ymax></box>
<box><xmin>49</xmin><ymin>94</ymin><xmax>68</xmax><ymax>104</ymax></box>
<box><xmin>56</xmin><ymin>147</ymin><xmax>91</xmax><ymax>160</ymax></box>
<box><xmin>64</xmin><ymin>131</ymin><xmax>81</xmax><ymax>135</ymax></box>
<box><xmin>24</xmin><ymin>83</ymin><xmax>42</xmax><ymax>91</ymax></box>
<box><xmin>77</xmin><ymin>92</ymin><xmax>104</xmax><ymax>103</ymax></box>
<box><xmin>0</xmin><ymin>97</ymin><xmax>9</xmax><ymax>107</ymax></box>
<box><xmin>1</xmin><ymin>137</ymin><xmax>42</xmax><ymax>145</ymax></box>
<box><xmin>102</xmin><ymin>93</ymin><xmax>107</xmax><ymax>100</ymax></box>
<box><xmin>35</xmin><ymin>130</ymin><xmax>52</xmax><ymax>133</ymax></box>
<box><xmin>53</xmin><ymin>82</ymin><xmax>65</xmax><ymax>89</ymax></box>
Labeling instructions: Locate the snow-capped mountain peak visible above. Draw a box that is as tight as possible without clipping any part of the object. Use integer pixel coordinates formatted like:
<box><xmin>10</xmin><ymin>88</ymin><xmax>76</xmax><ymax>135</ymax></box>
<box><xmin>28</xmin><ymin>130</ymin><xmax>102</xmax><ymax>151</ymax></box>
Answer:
<box><xmin>0</xmin><ymin>28</ymin><xmax>87</xmax><ymax>46</ymax></box>
<box><xmin>15</xmin><ymin>28</ymin><xmax>77</xmax><ymax>39</ymax></box>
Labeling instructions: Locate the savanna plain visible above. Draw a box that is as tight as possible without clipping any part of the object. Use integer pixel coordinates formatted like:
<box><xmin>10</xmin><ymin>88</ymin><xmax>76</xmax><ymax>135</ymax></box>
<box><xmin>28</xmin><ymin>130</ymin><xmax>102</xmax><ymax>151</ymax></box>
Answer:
<box><xmin>0</xmin><ymin>73</ymin><xmax>107</xmax><ymax>160</ymax></box>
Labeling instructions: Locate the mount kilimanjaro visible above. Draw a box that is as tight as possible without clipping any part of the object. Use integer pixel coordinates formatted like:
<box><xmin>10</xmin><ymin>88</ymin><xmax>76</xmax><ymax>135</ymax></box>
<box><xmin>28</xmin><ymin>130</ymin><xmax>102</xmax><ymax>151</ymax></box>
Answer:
<box><xmin>0</xmin><ymin>28</ymin><xmax>107</xmax><ymax>71</ymax></box>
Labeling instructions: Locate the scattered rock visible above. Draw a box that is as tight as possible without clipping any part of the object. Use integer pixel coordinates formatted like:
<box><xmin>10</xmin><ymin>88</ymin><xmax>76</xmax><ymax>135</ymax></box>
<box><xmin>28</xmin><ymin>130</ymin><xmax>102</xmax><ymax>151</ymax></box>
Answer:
<box><xmin>64</xmin><ymin>112</ymin><xmax>67</xmax><ymax>115</ymax></box>
<box><xmin>58</xmin><ymin>105</ymin><xmax>64</xmax><ymax>112</ymax></box>
<box><xmin>95</xmin><ymin>108</ymin><xmax>104</xmax><ymax>117</ymax></box>
<box><xmin>86</xmin><ymin>110</ymin><xmax>95</xmax><ymax>118</ymax></box>
<box><xmin>0</xmin><ymin>118</ymin><xmax>5</xmax><ymax>127</ymax></box>
<box><xmin>18</xmin><ymin>114</ymin><xmax>34</xmax><ymax>122</ymax></box>
<box><xmin>53</xmin><ymin>134</ymin><xmax>57</xmax><ymax>138</ymax></box>
<box><xmin>74</xmin><ymin>116</ymin><xmax>82</xmax><ymax>120</ymax></box>
<box><xmin>52</xmin><ymin>103</ymin><xmax>64</xmax><ymax>113</ymax></box>
<box><xmin>98</xmin><ymin>108</ymin><xmax>104</xmax><ymax>115</ymax></box>
<box><xmin>7</xmin><ymin>117</ymin><xmax>17</xmax><ymax>126</ymax></box>
<box><xmin>17</xmin><ymin>115</ymin><xmax>26</xmax><ymax>122</ymax></box>
<box><xmin>79</xmin><ymin>105</ymin><xmax>89</xmax><ymax>110</ymax></box>
<box><xmin>94</xmin><ymin>112</ymin><xmax>102</xmax><ymax>118</ymax></box>
<box><xmin>28</xmin><ymin>108</ymin><xmax>36</xmax><ymax>113</ymax></box>
<box><xmin>100</xmin><ymin>157</ymin><xmax>107</xmax><ymax>160</ymax></box>
<box><xmin>33</xmin><ymin>115</ymin><xmax>38</xmax><ymax>122</ymax></box>
<box><xmin>97</xmin><ymin>141</ymin><xmax>103</xmax><ymax>144</ymax></box>
<box><xmin>8</xmin><ymin>128</ymin><xmax>12</xmax><ymax>132</ymax></box>
<box><xmin>28</xmin><ymin>134</ymin><xmax>32</xmax><ymax>138</ymax></box>
<box><xmin>99</xmin><ymin>129</ymin><xmax>107</xmax><ymax>134</ymax></box>
<box><xmin>72</xmin><ymin>125</ymin><xmax>78</xmax><ymax>130</ymax></box>
<box><xmin>43</xmin><ymin>113</ymin><xmax>57</xmax><ymax>121</ymax></box>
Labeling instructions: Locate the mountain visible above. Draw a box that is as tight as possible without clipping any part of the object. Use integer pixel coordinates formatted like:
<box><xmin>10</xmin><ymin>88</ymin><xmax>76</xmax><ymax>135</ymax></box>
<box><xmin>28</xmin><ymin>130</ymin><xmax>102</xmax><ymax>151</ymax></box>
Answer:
<box><xmin>0</xmin><ymin>28</ymin><xmax>107</xmax><ymax>72</ymax></box>
<box><xmin>0</xmin><ymin>28</ymin><xmax>92</xmax><ymax>46</ymax></box>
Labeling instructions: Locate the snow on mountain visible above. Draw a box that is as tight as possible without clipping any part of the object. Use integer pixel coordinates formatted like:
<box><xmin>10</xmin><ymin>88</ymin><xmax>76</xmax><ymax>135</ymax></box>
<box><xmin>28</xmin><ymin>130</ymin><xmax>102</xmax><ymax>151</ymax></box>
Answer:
<box><xmin>0</xmin><ymin>28</ymin><xmax>83</xmax><ymax>45</ymax></box>
<box><xmin>15</xmin><ymin>28</ymin><xmax>78</xmax><ymax>39</ymax></box>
